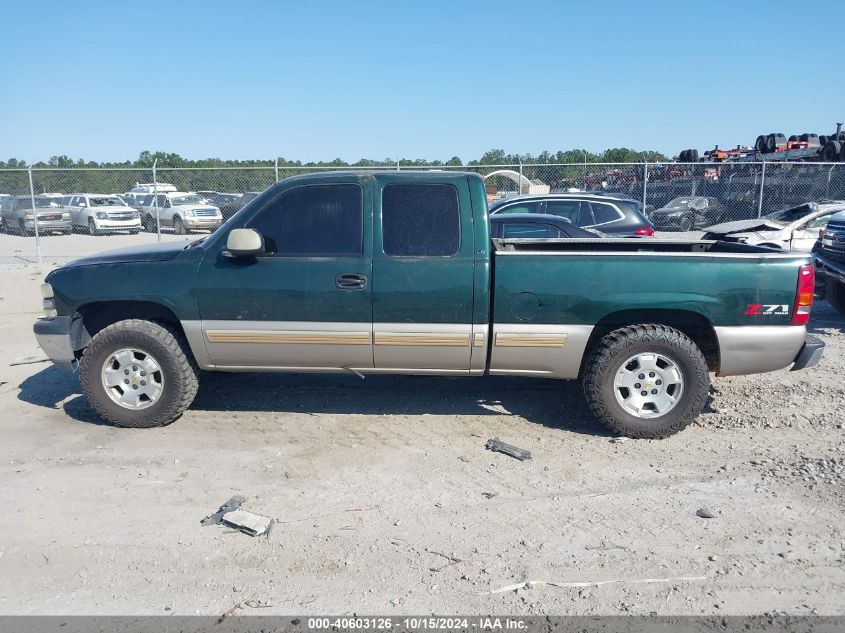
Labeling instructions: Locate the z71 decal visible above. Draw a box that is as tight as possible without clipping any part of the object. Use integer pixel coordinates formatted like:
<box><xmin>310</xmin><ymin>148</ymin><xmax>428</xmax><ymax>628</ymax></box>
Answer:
<box><xmin>745</xmin><ymin>304</ymin><xmax>789</xmax><ymax>316</ymax></box>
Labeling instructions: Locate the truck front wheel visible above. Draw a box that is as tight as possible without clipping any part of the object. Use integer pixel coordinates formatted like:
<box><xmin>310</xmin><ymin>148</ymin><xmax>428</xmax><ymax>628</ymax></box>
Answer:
<box><xmin>79</xmin><ymin>319</ymin><xmax>199</xmax><ymax>428</ymax></box>
<box><xmin>582</xmin><ymin>324</ymin><xmax>710</xmax><ymax>438</ymax></box>
<box><xmin>827</xmin><ymin>279</ymin><xmax>845</xmax><ymax>314</ymax></box>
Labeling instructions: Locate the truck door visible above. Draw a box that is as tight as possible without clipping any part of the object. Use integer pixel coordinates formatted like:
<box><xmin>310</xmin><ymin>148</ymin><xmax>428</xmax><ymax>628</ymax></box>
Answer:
<box><xmin>371</xmin><ymin>175</ymin><xmax>476</xmax><ymax>373</ymax></box>
<box><xmin>196</xmin><ymin>180</ymin><xmax>374</xmax><ymax>370</ymax></box>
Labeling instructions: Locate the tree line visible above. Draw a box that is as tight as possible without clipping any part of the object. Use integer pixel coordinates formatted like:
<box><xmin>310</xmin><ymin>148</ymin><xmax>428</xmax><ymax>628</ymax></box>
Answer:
<box><xmin>0</xmin><ymin>147</ymin><xmax>670</xmax><ymax>171</ymax></box>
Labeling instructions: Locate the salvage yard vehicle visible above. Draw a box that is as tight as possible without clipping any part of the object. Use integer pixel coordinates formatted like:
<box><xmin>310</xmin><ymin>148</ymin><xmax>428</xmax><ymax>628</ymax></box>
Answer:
<box><xmin>650</xmin><ymin>196</ymin><xmax>726</xmax><ymax>231</ymax></box>
<box><xmin>702</xmin><ymin>201</ymin><xmax>843</xmax><ymax>251</ymax></box>
<box><xmin>62</xmin><ymin>194</ymin><xmax>142</xmax><ymax>235</ymax></box>
<box><xmin>137</xmin><ymin>192</ymin><xmax>223</xmax><ymax>234</ymax></box>
<box><xmin>1</xmin><ymin>195</ymin><xmax>71</xmax><ymax>235</ymax></box>
<box><xmin>34</xmin><ymin>171</ymin><xmax>824</xmax><ymax>438</ymax></box>
<box><xmin>814</xmin><ymin>210</ymin><xmax>845</xmax><ymax>314</ymax></box>
<box><xmin>490</xmin><ymin>193</ymin><xmax>654</xmax><ymax>236</ymax></box>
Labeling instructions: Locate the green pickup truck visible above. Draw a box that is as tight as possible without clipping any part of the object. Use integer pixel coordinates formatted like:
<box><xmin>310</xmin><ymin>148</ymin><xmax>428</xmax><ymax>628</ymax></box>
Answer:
<box><xmin>34</xmin><ymin>171</ymin><xmax>824</xmax><ymax>437</ymax></box>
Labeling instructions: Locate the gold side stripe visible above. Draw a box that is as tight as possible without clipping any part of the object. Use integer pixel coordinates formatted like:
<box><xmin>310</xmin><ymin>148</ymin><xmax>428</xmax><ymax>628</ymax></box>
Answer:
<box><xmin>473</xmin><ymin>332</ymin><xmax>486</xmax><ymax>347</ymax></box>
<box><xmin>205</xmin><ymin>331</ymin><xmax>371</xmax><ymax>345</ymax></box>
<box><xmin>495</xmin><ymin>333</ymin><xmax>568</xmax><ymax>348</ymax></box>
<box><xmin>374</xmin><ymin>333</ymin><xmax>470</xmax><ymax>347</ymax></box>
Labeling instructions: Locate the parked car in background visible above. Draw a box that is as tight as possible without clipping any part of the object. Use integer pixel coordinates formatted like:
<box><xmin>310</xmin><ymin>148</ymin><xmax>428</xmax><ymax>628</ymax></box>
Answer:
<box><xmin>208</xmin><ymin>191</ymin><xmax>262</xmax><ymax>219</ymax></box>
<box><xmin>138</xmin><ymin>192</ymin><xmax>222</xmax><ymax>234</ymax></box>
<box><xmin>813</xmin><ymin>209</ymin><xmax>845</xmax><ymax>314</ymax></box>
<box><xmin>489</xmin><ymin>193</ymin><xmax>654</xmax><ymax>236</ymax></box>
<box><xmin>650</xmin><ymin>196</ymin><xmax>726</xmax><ymax>231</ymax></box>
<box><xmin>0</xmin><ymin>195</ymin><xmax>71</xmax><ymax>235</ymax></box>
<box><xmin>490</xmin><ymin>213</ymin><xmax>602</xmax><ymax>239</ymax></box>
<box><xmin>702</xmin><ymin>201</ymin><xmax>843</xmax><ymax>251</ymax></box>
<box><xmin>62</xmin><ymin>194</ymin><xmax>142</xmax><ymax>235</ymax></box>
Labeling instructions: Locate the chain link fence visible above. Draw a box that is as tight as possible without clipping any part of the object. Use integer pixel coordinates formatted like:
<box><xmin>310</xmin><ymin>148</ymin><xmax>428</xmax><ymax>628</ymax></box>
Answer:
<box><xmin>2</xmin><ymin>161</ymin><xmax>845</xmax><ymax>263</ymax></box>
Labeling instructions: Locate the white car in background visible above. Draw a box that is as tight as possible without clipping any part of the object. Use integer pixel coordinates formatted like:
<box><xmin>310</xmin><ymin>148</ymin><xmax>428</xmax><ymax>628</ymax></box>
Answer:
<box><xmin>702</xmin><ymin>201</ymin><xmax>844</xmax><ymax>252</ymax></box>
<box><xmin>138</xmin><ymin>192</ymin><xmax>222</xmax><ymax>234</ymax></box>
<box><xmin>62</xmin><ymin>194</ymin><xmax>142</xmax><ymax>235</ymax></box>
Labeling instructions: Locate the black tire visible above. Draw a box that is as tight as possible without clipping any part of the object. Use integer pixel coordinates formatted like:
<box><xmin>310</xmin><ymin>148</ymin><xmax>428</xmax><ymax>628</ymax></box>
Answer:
<box><xmin>765</xmin><ymin>134</ymin><xmax>776</xmax><ymax>154</ymax></box>
<box><xmin>79</xmin><ymin>319</ymin><xmax>199</xmax><ymax>428</ymax></box>
<box><xmin>88</xmin><ymin>218</ymin><xmax>99</xmax><ymax>236</ymax></box>
<box><xmin>822</xmin><ymin>141</ymin><xmax>840</xmax><ymax>162</ymax></box>
<box><xmin>828</xmin><ymin>279</ymin><xmax>845</xmax><ymax>315</ymax></box>
<box><xmin>142</xmin><ymin>214</ymin><xmax>156</xmax><ymax>232</ymax></box>
<box><xmin>679</xmin><ymin>150</ymin><xmax>689</xmax><ymax>162</ymax></box>
<box><xmin>819</xmin><ymin>135</ymin><xmax>828</xmax><ymax>146</ymax></box>
<box><xmin>679</xmin><ymin>215</ymin><xmax>694</xmax><ymax>232</ymax></box>
<box><xmin>840</xmin><ymin>143</ymin><xmax>845</xmax><ymax>163</ymax></box>
<box><xmin>788</xmin><ymin>134</ymin><xmax>798</xmax><ymax>143</ymax></box>
<box><xmin>754</xmin><ymin>135</ymin><xmax>766</xmax><ymax>153</ymax></box>
<box><xmin>582</xmin><ymin>324</ymin><xmax>710</xmax><ymax>438</ymax></box>
<box><xmin>173</xmin><ymin>216</ymin><xmax>186</xmax><ymax>235</ymax></box>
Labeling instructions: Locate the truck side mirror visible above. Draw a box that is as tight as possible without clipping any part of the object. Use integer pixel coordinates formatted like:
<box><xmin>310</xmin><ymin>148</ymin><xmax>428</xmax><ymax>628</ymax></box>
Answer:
<box><xmin>224</xmin><ymin>228</ymin><xmax>264</xmax><ymax>258</ymax></box>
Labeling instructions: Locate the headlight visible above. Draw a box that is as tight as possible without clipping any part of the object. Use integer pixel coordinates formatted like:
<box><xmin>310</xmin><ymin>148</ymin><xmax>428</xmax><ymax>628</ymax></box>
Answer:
<box><xmin>96</xmin><ymin>212</ymin><xmax>107</xmax><ymax>220</ymax></box>
<box><xmin>132</xmin><ymin>211</ymin><xmax>139</xmax><ymax>219</ymax></box>
<box><xmin>25</xmin><ymin>213</ymin><xmax>34</xmax><ymax>220</ymax></box>
<box><xmin>184</xmin><ymin>210</ymin><xmax>195</xmax><ymax>217</ymax></box>
<box><xmin>62</xmin><ymin>212</ymin><xmax>70</xmax><ymax>219</ymax></box>
<box><xmin>41</xmin><ymin>282</ymin><xmax>54</xmax><ymax>299</ymax></box>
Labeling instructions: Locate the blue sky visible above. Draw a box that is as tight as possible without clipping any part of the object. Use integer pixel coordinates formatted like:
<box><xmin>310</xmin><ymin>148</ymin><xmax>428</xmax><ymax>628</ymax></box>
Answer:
<box><xmin>1</xmin><ymin>0</ymin><xmax>842</xmax><ymax>163</ymax></box>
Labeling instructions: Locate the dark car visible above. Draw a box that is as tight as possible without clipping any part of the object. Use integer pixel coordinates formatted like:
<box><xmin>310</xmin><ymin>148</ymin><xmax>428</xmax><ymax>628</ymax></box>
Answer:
<box><xmin>209</xmin><ymin>192</ymin><xmax>261</xmax><ymax>220</ymax></box>
<box><xmin>489</xmin><ymin>193</ymin><xmax>654</xmax><ymax>236</ymax></box>
<box><xmin>650</xmin><ymin>196</ymin><xmax>726</xmax><ymax>232</ymax></box>
<box><xmin>490</xmin><ymin>213</ymin><xmax>602</xmax><ymax>240</ymax></box>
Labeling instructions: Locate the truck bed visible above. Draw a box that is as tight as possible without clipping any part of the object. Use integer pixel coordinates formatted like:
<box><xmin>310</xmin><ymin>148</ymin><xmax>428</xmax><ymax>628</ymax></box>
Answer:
<box><xmin>492</xmin><ymin>238</ymin><xmax>805</xmax><ymax>257</ymax></box>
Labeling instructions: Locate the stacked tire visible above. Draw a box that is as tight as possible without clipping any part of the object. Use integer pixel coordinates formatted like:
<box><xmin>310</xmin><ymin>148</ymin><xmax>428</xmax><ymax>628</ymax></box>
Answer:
<box><xmin>678</xmin><ymin>149</ymin><xmax>699</xmax><ymax>163</ymax></box>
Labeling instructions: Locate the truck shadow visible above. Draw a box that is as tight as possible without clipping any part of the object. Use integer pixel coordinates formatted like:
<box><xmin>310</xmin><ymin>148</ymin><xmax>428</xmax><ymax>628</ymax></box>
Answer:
<box><xmin>17</xmin><ymin>366</ymin><xmax>613</xmax><ymax>437</ymax></box>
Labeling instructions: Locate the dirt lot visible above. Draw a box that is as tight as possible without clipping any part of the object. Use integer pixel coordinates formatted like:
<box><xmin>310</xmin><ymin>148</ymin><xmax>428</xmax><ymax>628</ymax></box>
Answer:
<box><xmin>0</xmin><ymin>232</ymin><xmax>843</xmax><ymax>616</ymax></box>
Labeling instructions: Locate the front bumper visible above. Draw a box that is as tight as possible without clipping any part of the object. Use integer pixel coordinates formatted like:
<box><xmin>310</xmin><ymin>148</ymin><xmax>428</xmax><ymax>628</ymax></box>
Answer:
<box><xmin>94</xmin><ymin>219</ymin><xmax>142</xmax><ymax>231</ymax></box>
<box><xmin>33</xmin><ymin>316</ymin><xmax>77</xmax><ymax>370</ymax></box>
<box><xmin>183</xmin><ymin>217</ymin><xmax>222</xmax><ymax>229</ymax></box>
<box><xmin>25</xmin><ymin>219</ymin><xmax>71</xmax><ymax>232</ymax></box>
<box><xmin>790</xmin><ymin>334</ymin><xmax>825</xmax><ymax>371</ymax></box>
<box><xmin>814</xmin><ymin>253</ymin><xmax>845</xmax><ymax>284</ymax></box>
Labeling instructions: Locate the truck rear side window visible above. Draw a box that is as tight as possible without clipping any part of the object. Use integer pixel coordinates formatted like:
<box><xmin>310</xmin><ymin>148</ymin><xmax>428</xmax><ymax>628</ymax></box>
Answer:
<box><xmin>382</xmin><ymin>184</ymin><xmax>460</xmax><ymax>256</ymax></box>
<box><xmin>248</xmin><ymin>184</ymin><xmax>363</xmax><ymax>256</ymax></box>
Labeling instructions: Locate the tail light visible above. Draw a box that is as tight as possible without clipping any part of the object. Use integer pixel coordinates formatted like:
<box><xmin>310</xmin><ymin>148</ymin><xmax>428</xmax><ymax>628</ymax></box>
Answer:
<box><xmin>635</xmin><ymin>226</ymin><xmax>654</xmax><ymax>237</ymax></box>
<box><xmin>792</xmin><ymin>264</ymin><xmax>815</xmax><ymax>325</ymax></box>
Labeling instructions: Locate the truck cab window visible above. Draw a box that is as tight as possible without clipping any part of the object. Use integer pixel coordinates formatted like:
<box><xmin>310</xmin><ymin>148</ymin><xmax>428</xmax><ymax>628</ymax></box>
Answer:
<box><xmin>382</xmin><ymin>184</ymin><xmax>460</xmax><ymax>256</ymax></box>
<box><xmin>248</xmin><ymin>184</ymin><xmax>363</xmax><ymax>256</ymax></box>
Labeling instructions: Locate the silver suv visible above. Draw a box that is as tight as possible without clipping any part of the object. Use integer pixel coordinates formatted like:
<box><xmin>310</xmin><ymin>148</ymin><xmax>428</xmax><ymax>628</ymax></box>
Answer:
<box><xmin>1</xmin><ymin>195</ymin><xmax>71</xmax><ymax>235</ymax></box>
<box><xmin>138</xmin><ymin>192</ymin><xmax>222</xmax><ymax>234</ymax></box>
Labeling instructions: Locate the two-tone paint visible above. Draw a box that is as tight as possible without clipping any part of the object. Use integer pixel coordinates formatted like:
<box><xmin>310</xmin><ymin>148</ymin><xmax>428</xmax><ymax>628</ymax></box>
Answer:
<box><xmin>38</xmin><ymin>170</ymin><xmax>821</xmax><ymax>380</ymax></box>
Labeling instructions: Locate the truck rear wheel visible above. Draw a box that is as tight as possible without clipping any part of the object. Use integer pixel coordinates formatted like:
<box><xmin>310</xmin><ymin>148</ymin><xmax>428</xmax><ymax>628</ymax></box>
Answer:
<box><xmin>79</xmin><ymin>319</ymin><xmax>199</xmax><ymax>428</ymax></box>
<box><xmin>582</xmin><ymin>324</ymin><xmax>710</xmax><ymax>438</ymax></box>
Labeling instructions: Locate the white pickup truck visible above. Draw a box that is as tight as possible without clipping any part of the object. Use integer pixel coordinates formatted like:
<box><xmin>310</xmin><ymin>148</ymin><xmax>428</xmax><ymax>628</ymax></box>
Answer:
<box><xmin>138</xmin><ymin>192</ymin><xmax>223</xmax><ymax>234</ymax></box>
<box><xmin>62</xmin><ymin>194</ymin><xmax>142</xmax><ymax>235</ymax></box>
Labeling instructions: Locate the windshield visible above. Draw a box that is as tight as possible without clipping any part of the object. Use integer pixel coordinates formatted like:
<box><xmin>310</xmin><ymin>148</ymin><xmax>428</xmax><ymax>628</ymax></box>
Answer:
<box><xmin>90</xmin><ymin>196</ymin><xmax>126</xmax><ymax>206</ymax></box>
<box><xmin>169</xmin><ymin>194</ymin><xmax>204</xmax><ymax>206</ymax></box>
<box><xmin>33</xmin><ymin>198</ymin><xmax>60</xmax><ymax>208</ymax></box>
<box><xmin>763</xmin><ymin>205</ymin><xmax>815</xmax><ymax>225</ymax></box>
<box><xmin>662</xmin><ymin>197</ymin><xmax>695</xmax><ymax>209</ymax></box>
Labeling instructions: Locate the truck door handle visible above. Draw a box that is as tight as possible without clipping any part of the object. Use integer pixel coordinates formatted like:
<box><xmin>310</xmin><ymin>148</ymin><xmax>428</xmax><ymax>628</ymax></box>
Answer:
<box><xmin>335</xmin><ymin>273</ymin><xmax>367</xmax><ymax>290</ymax></box>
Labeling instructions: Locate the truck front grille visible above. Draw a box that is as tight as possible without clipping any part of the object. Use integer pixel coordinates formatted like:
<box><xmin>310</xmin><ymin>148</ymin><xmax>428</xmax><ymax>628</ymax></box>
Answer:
<box><xmin>108</xmin><ymin>212</ymin><xmax>135</xmax><ymax>221</ymax></box>
<box><xmin>822</xmin><ymin>221</ymin><xmax>845</xmax><ymax>262</ymax></box>
<box><xmin>193</xmin><ymin>208</ymin><xmax>218</xmax><ymax>217</ymax></box>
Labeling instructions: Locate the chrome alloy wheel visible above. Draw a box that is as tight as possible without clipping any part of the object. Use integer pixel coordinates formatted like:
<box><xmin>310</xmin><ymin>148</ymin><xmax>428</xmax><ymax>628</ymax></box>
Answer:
<box><xmin>101</xmin><ymin>348</ymin><xmax>164</xmax><ymax>410</ymax></box>
<box><xmin>613</xmin><ymin>352</ymin><xmax>683</xmax><ymax>418</ymax></box>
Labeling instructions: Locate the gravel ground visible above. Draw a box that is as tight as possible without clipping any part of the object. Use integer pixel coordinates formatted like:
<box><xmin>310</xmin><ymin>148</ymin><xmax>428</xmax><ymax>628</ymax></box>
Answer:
<box><xmin>0</xmin><ymin>231</ymin><xmax>843</xmax><ymax>616</ymax></box>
